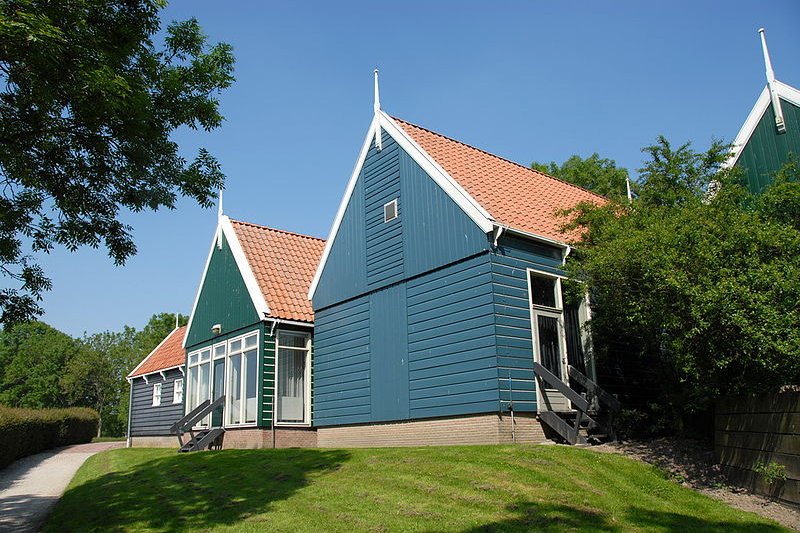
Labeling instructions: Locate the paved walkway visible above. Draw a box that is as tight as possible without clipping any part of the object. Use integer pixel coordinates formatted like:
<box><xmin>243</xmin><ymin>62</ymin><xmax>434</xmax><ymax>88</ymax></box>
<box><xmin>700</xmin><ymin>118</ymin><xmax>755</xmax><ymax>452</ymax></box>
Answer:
<box><xmin>0</xmin><ymin>441</ymin><xmax>124</xmax><ymax>532</ymax></box>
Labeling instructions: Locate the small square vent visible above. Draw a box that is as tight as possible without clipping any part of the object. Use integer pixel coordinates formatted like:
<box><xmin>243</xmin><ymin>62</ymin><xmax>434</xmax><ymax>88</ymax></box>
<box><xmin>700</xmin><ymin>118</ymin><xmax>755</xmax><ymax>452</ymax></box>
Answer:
<box><xmin>384</xmin><ymin>199</ymin><xmax>398</xmax><ymax>222</ymax></box>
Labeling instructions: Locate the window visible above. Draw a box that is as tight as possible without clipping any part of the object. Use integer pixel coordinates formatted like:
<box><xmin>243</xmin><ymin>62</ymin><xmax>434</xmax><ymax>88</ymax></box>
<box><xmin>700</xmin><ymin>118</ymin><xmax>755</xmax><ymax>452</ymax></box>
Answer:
<box><xmin>383</xmin><ymin>198</ymin><xmax>398</xmax><ymax>222</ymax></box>
<box><xmin>528</xmin><ymin>271</ymin><xmax>566</xmax><ymax>380</ymax></box>
<box><xmin>276</xmin><ymin>331</ymin><xmax>311</xmax><ymax>424</ymax></box>
<box><xmin>152</xmin><ymin>383</ymin><xmax>162</xmax><ymax>406</ymax></box>
<box><xmin>185</xmin><ymin>331</ymin><xmax>259</xmax><ymax>428</ymax></box>
<box><xmin>173</xmin><ymin>378</ymin><xmax>184</xmax><ymax>404</ymax></box>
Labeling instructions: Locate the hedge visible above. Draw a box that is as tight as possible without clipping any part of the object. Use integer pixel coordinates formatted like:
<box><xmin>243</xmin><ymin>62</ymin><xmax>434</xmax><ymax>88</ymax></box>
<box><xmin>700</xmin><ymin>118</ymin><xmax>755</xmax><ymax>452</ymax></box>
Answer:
<box><xmin>0</xmin><ymin>406</ymin><xmax>99</xmax><ymax>469</ymax></box>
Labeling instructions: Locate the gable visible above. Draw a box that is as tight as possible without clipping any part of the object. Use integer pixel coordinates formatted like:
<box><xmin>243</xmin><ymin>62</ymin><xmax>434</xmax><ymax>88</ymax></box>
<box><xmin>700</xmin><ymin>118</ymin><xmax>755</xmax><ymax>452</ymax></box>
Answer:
<box><xmin>184</xmin><ymin>231</ymin><xmax>260</xmax><ymax>348</ymax></box>
<box><xmin>736</xmin><ymin>96</ymin><xmax>800</xmax><ymax>193</ymax></box>
<box><xmin>312</xmin><ymin>127</ymin><xmax>490</xmax><ymax>310</ymax></box>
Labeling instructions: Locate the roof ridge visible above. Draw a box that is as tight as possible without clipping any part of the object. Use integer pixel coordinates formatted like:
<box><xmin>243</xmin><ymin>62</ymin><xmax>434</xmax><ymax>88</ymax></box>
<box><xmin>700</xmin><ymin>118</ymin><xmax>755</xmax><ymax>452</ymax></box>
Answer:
<box><xmin>390</xmin><ymin>115</ymin><xmax>608</xmax><ymax>202</ymax></box>
<box><xmin>229</xmin><ymin>218</ymin><xmax>326</xmax><ymax>242</ymax></box>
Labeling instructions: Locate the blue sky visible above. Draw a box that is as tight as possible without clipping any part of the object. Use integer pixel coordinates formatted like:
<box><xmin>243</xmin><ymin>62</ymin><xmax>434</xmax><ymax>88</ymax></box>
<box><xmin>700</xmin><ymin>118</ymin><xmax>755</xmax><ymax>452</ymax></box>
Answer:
<box><xmin>39</xmin><ymin>1</ymin><xmax>800</xmax><ymax>337</ymax></box>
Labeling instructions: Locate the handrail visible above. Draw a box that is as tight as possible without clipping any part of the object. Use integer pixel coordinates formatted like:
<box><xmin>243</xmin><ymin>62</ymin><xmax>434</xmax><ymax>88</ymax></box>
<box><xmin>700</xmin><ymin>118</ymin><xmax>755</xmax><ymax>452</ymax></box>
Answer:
<box><xmin>533</xmin><ymin>362</ymin><xmax>589</xmax><ymax>412</ymax></box>
<box><xmin>568</xmin><ymin>365</ymin><xmax>621</xmax><ymax>413</ymax></box>
<box><xmin>170</xmin><ymin>395</ymin><xmax>225</xmax><ymax>434</ymax></box>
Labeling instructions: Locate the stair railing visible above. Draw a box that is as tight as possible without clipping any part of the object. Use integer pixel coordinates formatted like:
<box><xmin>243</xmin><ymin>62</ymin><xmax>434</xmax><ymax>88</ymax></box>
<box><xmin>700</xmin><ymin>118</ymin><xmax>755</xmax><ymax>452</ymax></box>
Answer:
<box><xmin>567</xmin><ymin>365</ymin><xmax>620</xmax><ymax>441</ymax></box>
<box><xmin>170</xmin><ymin>395</ymin><xmax>225</xmax><ymax>448</ymax></box>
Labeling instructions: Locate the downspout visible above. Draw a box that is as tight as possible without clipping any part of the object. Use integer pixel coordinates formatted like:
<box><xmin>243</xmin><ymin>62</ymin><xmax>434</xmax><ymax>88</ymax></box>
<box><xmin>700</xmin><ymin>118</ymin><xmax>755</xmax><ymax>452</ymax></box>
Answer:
<box><xmin>267</xmin><ymin>315</ymin><xmax>280</xmax><ymax>448</ymax></box>
<box><xmin>126</xmin><ymin>378</ymin><xmax>134</xmax><ymax>448</ymax></box>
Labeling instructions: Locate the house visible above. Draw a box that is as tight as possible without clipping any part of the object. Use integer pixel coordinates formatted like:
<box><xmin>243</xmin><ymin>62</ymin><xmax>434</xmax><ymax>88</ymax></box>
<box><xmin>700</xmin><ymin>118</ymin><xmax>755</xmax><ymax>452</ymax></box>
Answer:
<box><xmin>126</xmin><ymin>325</ymin><xmax>187</xmax><ymax>447</ymax></box>
<box><xmin>180</xmin><ymin>214</ymin><xmax>325</xmax><ymax>448</ymax></box>
<box><xmin>309</xmin><ymin>75</ymin><xmax>611</xmax><ymax>447</ymax></box>
<box><xmin>723</xmin><ymin>29</ymin><xmax>799</xmax><ymax>194</ymax></box>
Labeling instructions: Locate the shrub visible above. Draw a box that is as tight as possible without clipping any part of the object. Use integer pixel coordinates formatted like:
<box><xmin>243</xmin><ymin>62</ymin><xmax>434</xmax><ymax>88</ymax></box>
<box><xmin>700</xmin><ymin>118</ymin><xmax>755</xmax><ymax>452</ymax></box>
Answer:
<box><xmin>0</xmin><ymin>406</ymin><xmax>99</xmax><ymax>469</ymax></box>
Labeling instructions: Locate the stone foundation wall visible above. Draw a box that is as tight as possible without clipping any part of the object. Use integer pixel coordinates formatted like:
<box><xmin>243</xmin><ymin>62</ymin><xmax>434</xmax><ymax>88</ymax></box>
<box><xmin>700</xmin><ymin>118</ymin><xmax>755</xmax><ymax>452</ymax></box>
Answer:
<box><xmin>317</xmin><ymin>413</ymin><xmax>547</xmax><ymax>448</ymax></box>
<box><xmin>129</xmin><ymin>435</ymin><xmax>182</xmax><ymax>448</ymax></box>
<box><xmin>221</xmin><ymin>427</ymin><xmax>317</xmax><ymax>449</ymax></box>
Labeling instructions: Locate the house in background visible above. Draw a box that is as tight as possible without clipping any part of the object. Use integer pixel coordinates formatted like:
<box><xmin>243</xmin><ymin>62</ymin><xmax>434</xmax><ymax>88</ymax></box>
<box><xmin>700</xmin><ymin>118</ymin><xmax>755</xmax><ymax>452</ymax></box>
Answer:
<box><xmin>309</xmin><ymin>76</ymin><xmax>610</xmax><ymax>447</ymax></box>
<box><xmin>180</xmin><ymin>214</ymin><xmax>324</xmax><ymax>448</ymax></box>
<box><xmin>724</xmin><ymin>29</ymin><xmax>799</xmax><ymax>194</ymax></box>
<box><xmin>126</xmin><ymin>325</ymin><xmax>187</xmax><ymax>447</ymax></box>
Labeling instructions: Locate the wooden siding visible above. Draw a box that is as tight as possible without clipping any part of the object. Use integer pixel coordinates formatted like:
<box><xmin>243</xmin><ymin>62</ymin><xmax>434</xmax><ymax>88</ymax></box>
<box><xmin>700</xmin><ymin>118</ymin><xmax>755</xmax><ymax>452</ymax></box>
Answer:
<box><xmin>407</xmin><ymin>254</ymin><xmax>499</xmax><ymax>419</ymax></box>
<box><xmin>369</xmin><ymin>284</ymin><xmax>409</xmax><ymax>421</ymax></box>
<box><xmin>313</xmin><ymin>294</ymin><xmax>371</xmax><ymax>426</ymax></box>
<box><xmin>260</xmin><ymin>323</ymin><xmax>274</xmax><ymax>428</ymax></box>
<box><xmin>491</xmin><ymin>235</ymin><xmax>564</xmax><ymax>413</ymax></box>
<box><xmin>365</xmin><ymin>132</ymin><xmax>404</xmax><ymax>288</ymax></box>
<box><xmin>130</xmin><ymin>369</ymin><xmax>184</xmax><ymax>437</ymax></box>
<box><xmin>716</xmin><ymin>392</ymin><xmax>800</xmax><ymax>505</ymax></box>
<box><xmin>185</xmin><ymin>232</ymin><xmax>260</xmax><ymax>348</ymax></box>
<box><xmin>400</xmin><ymin>150</ymin><xmax>490</xmax><ymax>278</ymax></box>
<box><xmin>737</xmin><ymin>98</ymin><xmax>800</xmax><ymax>194</ymax></box>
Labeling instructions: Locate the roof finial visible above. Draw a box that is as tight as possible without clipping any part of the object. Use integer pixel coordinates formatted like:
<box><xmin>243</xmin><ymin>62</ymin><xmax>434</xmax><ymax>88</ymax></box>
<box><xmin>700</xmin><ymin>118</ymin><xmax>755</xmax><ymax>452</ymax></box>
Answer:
<box><xmin>175</xmin><ymin>312</ymin><xmax>179</xmax><ymax>330</ymax></box>
<box><xmin>759</xmin><ymin>28</ymin><xmax>786</xmax><ymax>133</ymax></box>
<box><xmin>217</xmin><ymin>187</ymin><xmax>224</xmax><ymax>220</ymax></box>
<box><xmin>373</xmin><ymin>69</ymin><xmax>382</xmax><ymax>151</ymax></box>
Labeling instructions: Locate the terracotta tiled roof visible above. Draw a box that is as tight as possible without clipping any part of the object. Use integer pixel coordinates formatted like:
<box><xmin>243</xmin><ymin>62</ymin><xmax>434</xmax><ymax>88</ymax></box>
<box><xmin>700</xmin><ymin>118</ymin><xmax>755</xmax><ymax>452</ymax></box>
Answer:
<box><xmin>128</xmin><ymin>326</ymin><xmax>187</xmax><ymax>378</ymax></box>
<box><xmin>392</xmin><ymin>116</ymin><xmax>607</xmax><ymax>242</ymax></box>
<box><xmin>229</xmin><ymin>220</ymin><xmax>325</xmax><ymax>323</ymax></box>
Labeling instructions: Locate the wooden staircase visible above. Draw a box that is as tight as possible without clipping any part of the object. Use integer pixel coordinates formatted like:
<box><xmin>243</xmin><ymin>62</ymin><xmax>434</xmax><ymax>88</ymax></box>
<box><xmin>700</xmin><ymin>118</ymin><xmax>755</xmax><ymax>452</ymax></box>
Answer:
<box><xmin>170</xmin><ymin>396</ymin><xmax>226</xmax><ymax>453</ymax></box>
<box><xmin>534</xmin><ymin>362</ymin><xmax>620</xmax><ymax>445</ymax></box>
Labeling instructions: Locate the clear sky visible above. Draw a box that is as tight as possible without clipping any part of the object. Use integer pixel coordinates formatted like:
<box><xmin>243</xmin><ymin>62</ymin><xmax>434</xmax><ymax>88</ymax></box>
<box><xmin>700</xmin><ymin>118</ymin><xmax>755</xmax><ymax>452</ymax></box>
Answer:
<box><xmin>38</xmin><ymin>0</ymin><xmax>800</xmax><ymax>337</ymax></box>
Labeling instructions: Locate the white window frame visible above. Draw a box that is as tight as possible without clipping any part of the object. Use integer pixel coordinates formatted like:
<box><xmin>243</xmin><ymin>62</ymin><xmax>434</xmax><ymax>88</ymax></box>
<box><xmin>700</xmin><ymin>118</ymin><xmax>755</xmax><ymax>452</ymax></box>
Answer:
<box><xmin>383</xmin><ymin>198</ymin><xmax>398</xmax><ymax>223</ymax></box>
<box><xmin>526</xmin><ymin>268</ymin><xmax>570</xmax><ymax>410</ymax></box>
<box><xmin>173</xmin><ymin>378</ymin><xmax>184</xmax><ymax>404</ymax></box>
<box><xmin>186</xmin><ymin>346</ymin><xmax>213</xmax><ymax>428</ymax></box>
<box><xmin>152</xmin><ymin>382</ymin><xmax>162</xmax><ymax>407</ymax></box>
<box><xmin>274</xmin><ymin>330</ymin><xmax>312</xmax><ymax>427</ymax></box>
<box><xmin>225</xmin><ymin>331</ymin><xmax>260</xmax><ymax>428</ymax></box>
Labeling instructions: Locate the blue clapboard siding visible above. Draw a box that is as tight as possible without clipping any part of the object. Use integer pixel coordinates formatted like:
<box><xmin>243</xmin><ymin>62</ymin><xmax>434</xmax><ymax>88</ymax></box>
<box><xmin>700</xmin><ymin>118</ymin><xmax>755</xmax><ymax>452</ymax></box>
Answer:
<box><xmin>313</xmin><ymin>174</ymin><xmax>368</xmax><ymax>311</ymax></box>
<box><xmin>365</xmin><ymin>131</ymin><xmax>404</xmax><ymax>288</ymax></box>
<box><xmin>313</xmin><ymin>294</ymin><xmax>371</xmax><ymax>425</ymax></box>
<box><xmin>400</xmin><ymin>150</ymin><xmax>490</xmax><ymax>277</ymax></box>
<box><xmin>369</xmin><ymin>284</ymin><xmax>410</xmax><ymax>421</ymax></box>
<box><xmin>407</xmin><ymin>254</ymin><xmax>499</xmax><ymax>419</ymax></box>
<box><xmin>491</xmin><ymin>234</ymin><xmax>564</xmax><ymax>412</ymax></box>
<box><xmin>130</xmin><ymin>369</ymin><xmax>184</xmax><ymax>437</ymax></box>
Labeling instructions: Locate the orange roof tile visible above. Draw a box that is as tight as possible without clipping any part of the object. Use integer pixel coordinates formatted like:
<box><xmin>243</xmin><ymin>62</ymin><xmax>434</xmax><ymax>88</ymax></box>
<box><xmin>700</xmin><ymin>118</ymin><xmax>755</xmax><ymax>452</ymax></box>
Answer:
<box><xmin>392</xmin><ymin>116</ymin><xmax>607</xmax><ymax>242</ymax></box>
<box><xmin>128</xmin><ymin>326</ymin><xmax>187</xmax><ymax>378</ymax></box>
<box><xmin>229</xmin><ymin>220</ymin><xmax>325</xmax><ymax>323</ymax></box>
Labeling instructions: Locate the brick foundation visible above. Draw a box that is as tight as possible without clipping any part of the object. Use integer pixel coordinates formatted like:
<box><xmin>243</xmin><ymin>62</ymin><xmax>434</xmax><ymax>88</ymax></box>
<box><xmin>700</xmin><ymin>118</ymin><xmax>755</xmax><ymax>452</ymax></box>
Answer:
<box><xmin>317</xmin><ymin>412</ymin><xmax>548</xmax><ymax>448</ymax></box>
<box><xmin>129</xmin><ymin>435</ymin><xmax>182</xmax><ymax>448</ymax></box>
<box><xmin>220</xmin><ymin>427</ymin><xmax>317</xmax><ymax>449</ymax></box>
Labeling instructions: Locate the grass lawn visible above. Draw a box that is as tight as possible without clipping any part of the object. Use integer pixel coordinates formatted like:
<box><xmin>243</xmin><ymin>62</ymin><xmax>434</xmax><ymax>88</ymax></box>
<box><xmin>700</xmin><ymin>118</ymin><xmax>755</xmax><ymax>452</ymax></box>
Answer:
<box><xmin>44</xmin><ymin>445</ymin><xmax>787</xmax><ymax>532</ymax></box>
<box><xmin>91</xmin><ymin>437</ymin><xmax>126</xmax><ymax>443</ymax></box>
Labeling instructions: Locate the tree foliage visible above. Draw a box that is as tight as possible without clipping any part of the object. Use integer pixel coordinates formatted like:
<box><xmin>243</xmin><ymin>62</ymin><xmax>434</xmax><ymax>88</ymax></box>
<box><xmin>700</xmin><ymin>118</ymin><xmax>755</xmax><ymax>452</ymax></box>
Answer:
<box><xmin>0</xmin><ymin>312</ymin><xmax>188</xmax><ymax>436</ymax></box>
<box><xmin>0</xmin><ymin>0</ymin><xmax>234</xmax><ymax>325</ymax></box>
<box><xmin>564</xmin><ymin>138</ymin><xmax>800</xmax><ymax>434</ymax></box>
<box><xmin>532</xmin><ymin>153</ymin><xmax>632</xmax><ymax>201</ymax></box>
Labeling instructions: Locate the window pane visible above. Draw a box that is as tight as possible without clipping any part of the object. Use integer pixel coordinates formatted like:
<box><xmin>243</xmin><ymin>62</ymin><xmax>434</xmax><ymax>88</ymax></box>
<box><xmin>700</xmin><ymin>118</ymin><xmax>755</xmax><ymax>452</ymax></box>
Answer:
<box><xmin>244</xmin><ymin>349</ymin><xmax>258</xmax><ymax>423</ymax></box>
<box><xmin>537</xmin><ymin>315</ymin><xmax>562</xmax><ymax>380</ymax></box>
<box><xmin>214</xmin><ymin>344</ymin><xmax>226</xmax><ymax>359</ymax></box>
<box><xmin>244</xmin><ymin>334</ymin><xmax>257</xmax><ymax>349</ymax></box>
<box><xmin>564</xmin><ymin>303</ymin><xmax>586</xmax><ymax>375</ymax></box>
<box><xmin>230</xmin><ymin>339</ymin><xmax>242</xmax><ymax>353</ymax></box>
<box><xmin>187</xmin><ymin>366</ymin><xmax>198</xmax><ymax>409</ymax></box>
<box><xmin>228</xmin><ymin>354</ymin><xmax>241</xmax><ymax>424</ymax></box>
<box><xmin>189</xmin><ymin>353</ymin><xmax>198</xmax><ymax>366</ymax></box>
<box><xmin>173</xmin><ymin>379</ymin><xmax>183</xmax><ymax>404</ymax></box>
<box><xmin>277</xmin><ymin>347</ymin><xmax>306</xmax><ymax>422</ymax></box>
<box><xmin>199</xmin><ymin>362</ymin><xmax>210</xmax><ymax>425</ymax></box>
<box><xmin>279</xmin><ymin>333</ymin><xmax>307</xmax><ymax>349</ymax></box>
<box><xmin>530</xmin><ymin>274</ymin><xmax>557</xmax><ymax>308</ymax></box>
<box><xmin>200</xmin><ymin>349</ymin><xmax>211</xmax><ymax>362</ymax></box>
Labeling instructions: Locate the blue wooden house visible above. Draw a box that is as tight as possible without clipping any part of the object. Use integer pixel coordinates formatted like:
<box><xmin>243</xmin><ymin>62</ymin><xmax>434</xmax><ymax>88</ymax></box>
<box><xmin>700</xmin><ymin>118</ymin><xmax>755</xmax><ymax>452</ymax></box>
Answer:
<box><xmin>723</xmin><ymin>29</ymin><xmax>800</xmax><ymax>194</ymax></box>
<box><xmin>309</xmin><ymin>81</ymin><xmax>614</xmax><ymax>447</ymax></box>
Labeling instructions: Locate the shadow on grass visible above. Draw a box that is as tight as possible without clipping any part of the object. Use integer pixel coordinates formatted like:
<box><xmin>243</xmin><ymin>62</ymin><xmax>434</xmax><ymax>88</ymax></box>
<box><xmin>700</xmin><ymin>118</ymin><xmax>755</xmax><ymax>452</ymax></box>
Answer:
<box><xmin>461</xmin><ymin>501</ymin><xmax>785</xmax><ymax>532</ymax></box>
<box><xmin>44</xmin><ymin>448</ymin><xmax>350</xmax><ymax>532</ymax></box>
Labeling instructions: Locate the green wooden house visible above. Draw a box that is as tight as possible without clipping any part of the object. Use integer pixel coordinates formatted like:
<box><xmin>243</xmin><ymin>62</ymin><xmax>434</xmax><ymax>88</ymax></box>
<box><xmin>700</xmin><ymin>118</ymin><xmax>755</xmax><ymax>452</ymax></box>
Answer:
<box><xmin>180</xmin><ymin>214</ymin><xmax>325</xmax><ymax>449</ymax></box>
<box><xmin>724</xmin><ymin>29</ymin><xmax>799</xmax><ymax>194</ymax></box>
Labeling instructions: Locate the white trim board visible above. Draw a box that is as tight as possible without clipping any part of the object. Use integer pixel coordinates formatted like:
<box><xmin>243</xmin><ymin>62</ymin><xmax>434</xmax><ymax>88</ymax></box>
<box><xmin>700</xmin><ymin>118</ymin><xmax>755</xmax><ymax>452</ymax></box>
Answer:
<box><xmin>723</xmin><ymin>80</ymin><xmax>800</xmax><ymax>170</ymax></box>
<box><xmin>183</xmin><ymin>216</ymin><xmax>270</xmax><ymax>347</ymax></box>
<box><xmin>308</xmin><ymin>112</ymin><xmax>495</xmax><ymax>300</ymax></box>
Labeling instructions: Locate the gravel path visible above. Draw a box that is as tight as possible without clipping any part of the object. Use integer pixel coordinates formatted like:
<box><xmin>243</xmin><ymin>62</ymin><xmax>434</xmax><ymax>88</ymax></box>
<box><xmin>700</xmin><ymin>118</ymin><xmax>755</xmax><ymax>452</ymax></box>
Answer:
<box><xmin>0</xmin><ymin>441</ymin><xmax>124</xmax><ymax>532</ymax></box>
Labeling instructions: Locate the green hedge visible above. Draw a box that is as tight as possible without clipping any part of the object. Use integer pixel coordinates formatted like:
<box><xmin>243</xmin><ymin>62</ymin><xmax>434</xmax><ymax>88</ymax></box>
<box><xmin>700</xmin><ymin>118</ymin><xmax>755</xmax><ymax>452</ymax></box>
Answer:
<box><xmin>0</xmin><ymin>406</ymin><xmax>99</xmax><ymax>469</ymax></box>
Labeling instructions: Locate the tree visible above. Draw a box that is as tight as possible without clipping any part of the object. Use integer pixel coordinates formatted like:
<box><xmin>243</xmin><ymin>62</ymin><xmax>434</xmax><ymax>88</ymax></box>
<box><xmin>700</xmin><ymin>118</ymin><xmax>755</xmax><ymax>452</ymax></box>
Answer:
<box><xmin>531</xmin><ymin>153</ymin><xmax>632</xmax><ymax>201</ymax></box>
<box><xmin>0</xmin><ymin>321</ymin><xmax>81</xmax><ymax>407</ymax></box>
<box><xmin>0</xmin><ymin>1</ymin><xmax>235</xmax><ymax>325</ymax></box>
<box><xmin>564</xmin><ymin>138</ymin><xmax>800</xmax><ymax>435</ymax></box>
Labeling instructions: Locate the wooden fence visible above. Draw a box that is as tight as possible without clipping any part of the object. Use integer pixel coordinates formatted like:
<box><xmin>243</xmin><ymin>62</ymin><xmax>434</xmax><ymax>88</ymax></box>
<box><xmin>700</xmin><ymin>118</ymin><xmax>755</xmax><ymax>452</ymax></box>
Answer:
<box><xmin>715</xmin><ymin>391</ymin><xmax>800</xmax><ymax>505</ymax></box>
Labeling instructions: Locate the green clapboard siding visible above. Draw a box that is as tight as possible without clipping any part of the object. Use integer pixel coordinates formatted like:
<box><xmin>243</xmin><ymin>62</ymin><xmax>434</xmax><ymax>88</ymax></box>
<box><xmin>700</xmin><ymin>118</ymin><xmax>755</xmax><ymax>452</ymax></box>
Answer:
<box><xmin>737</xmin><ymin>98</ymin><xmax>800</xmax><ymax>194</ymax></box>
<box><xmin>185</xmin><ymin>232</ymin><xmax>260</xmax><ymax>348</ymax></box>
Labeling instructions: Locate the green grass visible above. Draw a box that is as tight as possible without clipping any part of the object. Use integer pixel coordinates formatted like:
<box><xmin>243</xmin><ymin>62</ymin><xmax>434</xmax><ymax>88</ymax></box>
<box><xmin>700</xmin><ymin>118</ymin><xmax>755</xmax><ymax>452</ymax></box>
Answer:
<box><xmin>44</xmin><ymin>445</ymin><xmax>787</xmax><ymax>532</ymax></box>
<box><xmin>91</xmin><ymin>437</ymin><xmax>126</xmax><ymax>443</ymax></box>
